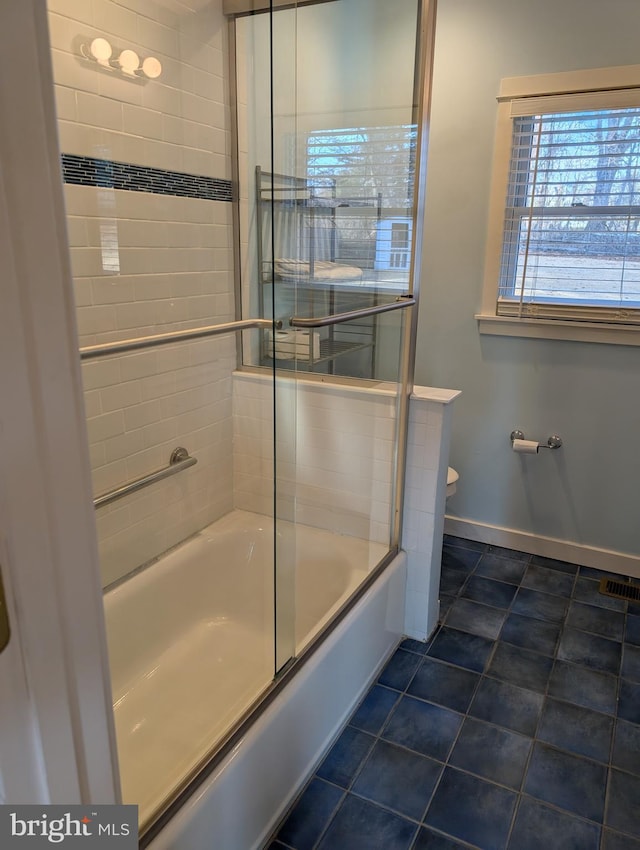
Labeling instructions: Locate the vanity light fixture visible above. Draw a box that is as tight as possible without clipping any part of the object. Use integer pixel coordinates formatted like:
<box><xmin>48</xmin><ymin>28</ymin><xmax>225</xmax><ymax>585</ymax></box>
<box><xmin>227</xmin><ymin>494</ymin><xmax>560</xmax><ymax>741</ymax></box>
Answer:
<box><xmin>80</xmin><ymin>37</ymin><xmax>163</xmax><ymax>81</ymax></box>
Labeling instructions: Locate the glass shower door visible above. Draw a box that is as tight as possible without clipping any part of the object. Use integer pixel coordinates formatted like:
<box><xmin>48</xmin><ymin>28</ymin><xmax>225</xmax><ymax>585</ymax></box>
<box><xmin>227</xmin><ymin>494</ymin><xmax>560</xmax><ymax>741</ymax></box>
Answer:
<box><xmin>237</xmin><ymin>0</ymin><xmax>420</xmax><ymax>656</ymax></box>
<box><xmin>287</xmin><ymin>0</ymin><xmax>419</xmax><ymax>651</ymax></box>
<box><xmin>235</xmin><ymin>3</ymin><xmax>301</xmax><ymax>675</ymax></box>
<box><xmin>46</xmin><ymin>0</ymin><xmax>288</xmax><ymax>832</ymax></box>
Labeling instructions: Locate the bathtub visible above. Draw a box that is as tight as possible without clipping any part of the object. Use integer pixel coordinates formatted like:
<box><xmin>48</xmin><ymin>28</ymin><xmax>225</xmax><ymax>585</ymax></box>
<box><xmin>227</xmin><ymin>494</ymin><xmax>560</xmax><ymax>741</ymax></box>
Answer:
<box><xmin>104</xmin><ymin>509</ymin><xmax>393</xmax><ymax>828</ymax></box>
<box><xmin>145</xmin><ymin>545</ymin><xmax>406</xmax><ymax>850</ymax></box>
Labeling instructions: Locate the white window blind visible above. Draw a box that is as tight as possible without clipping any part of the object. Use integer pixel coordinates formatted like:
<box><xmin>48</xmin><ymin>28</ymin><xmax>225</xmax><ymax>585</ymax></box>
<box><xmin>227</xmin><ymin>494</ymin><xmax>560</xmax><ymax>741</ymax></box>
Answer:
<box><xmin>498</xmin><ymin>104</ymin><xmax>640</xmax><ymax>323</ymax></box>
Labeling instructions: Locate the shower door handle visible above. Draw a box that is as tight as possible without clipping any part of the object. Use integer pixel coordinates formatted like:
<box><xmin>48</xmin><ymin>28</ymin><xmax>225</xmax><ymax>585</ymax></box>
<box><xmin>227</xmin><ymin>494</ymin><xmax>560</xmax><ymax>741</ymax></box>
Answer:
<box><xmin>0</xmin><ymin>566</ymin><xmax>10</xmax><ymax>654</ymax></box>
<box><xmin>79</xmin><ymin>317</ymin><xmax>283</xmax><ymax>360</ymax></box>
<box><xmin>289</xmin><ymin>294</ymin><xmax>415</xmax><ymax>328</ymax></box>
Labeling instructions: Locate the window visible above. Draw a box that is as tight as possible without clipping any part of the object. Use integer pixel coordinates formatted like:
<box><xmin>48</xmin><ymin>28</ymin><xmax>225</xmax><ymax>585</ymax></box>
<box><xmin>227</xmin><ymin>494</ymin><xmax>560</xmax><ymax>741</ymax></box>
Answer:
<box><xmin>479</xmin><ymin>65</ymin><xmax>640</xmax><ymax>343</ymax></box>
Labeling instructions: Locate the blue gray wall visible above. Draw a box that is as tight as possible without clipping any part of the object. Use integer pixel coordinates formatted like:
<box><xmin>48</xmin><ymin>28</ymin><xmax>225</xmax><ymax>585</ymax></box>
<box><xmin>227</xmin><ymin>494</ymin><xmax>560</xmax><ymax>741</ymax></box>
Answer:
<box><xmin>416</xmin><ymin>0</ymin><xmax>640</xmax><ymax>556</ymax></box>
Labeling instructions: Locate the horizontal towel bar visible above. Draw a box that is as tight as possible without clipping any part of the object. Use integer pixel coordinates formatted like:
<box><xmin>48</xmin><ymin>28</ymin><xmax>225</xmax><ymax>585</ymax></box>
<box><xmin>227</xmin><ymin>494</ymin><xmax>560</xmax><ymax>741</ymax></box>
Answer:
<box><xmin>80</xmin><ymin>318</ymin><xmax>282</xmax><ymax>360</ymax></box>
<box><xmin>289</xmin><ymin>295</ymin><xmax>416</xmax><ymax>329</ymax></box>
<box><xmin>93</xmin><ymin>447</ymin><xmax>196</xmax><ymax>509</ymax></box>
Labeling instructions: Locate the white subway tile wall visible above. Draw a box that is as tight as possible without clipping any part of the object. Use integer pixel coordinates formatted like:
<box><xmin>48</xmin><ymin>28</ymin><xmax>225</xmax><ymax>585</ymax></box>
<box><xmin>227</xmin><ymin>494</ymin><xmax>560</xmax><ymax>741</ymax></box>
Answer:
<box><xmin>402</xmin><ymin>394</ymin><xmax>455</xmax><ymax>641</ymax></box>
<box><xmin>86</xmin><ymin>336</ymin><xmax>236</xmax><ymax>586</ymax></box>
<box><xmin>47</xmin><ymin>0</ymin><xmax>235</xmax><ymax>585</ymax></box>
<box><xmin>48</xmin><ymin>0</ymin><xmax>230</xmax><ymax>178</ymax></box>
<box><xmin>233</xmin><ymin>373</ymin><xmax>397</xmax><ymax>545</ymax></box>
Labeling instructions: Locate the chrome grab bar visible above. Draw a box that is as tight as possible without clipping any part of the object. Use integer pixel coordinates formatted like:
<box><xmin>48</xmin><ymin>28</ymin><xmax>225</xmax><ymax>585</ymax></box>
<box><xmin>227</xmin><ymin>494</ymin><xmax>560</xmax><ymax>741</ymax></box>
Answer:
<box><xmin>289</xmin><ymin>295</ymin><xmax>416</xmax><ymax>329</ymax></box>
<box><xmin>93</xmin><ymin>447</ymin><xmax>196</xmax><ymax>509</ymax></box>
<box><xmin>79</xmin><ymin>318</ymin><xmax>282</xmax><ymax>361</ymax></box>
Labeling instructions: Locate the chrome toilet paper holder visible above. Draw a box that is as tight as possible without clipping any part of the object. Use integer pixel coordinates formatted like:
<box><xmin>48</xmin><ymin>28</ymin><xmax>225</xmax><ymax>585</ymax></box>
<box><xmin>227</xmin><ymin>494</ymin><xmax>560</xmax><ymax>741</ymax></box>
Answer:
<box><xmin>510</xmin><ymin>430</ymin><xmax>563</xmax><ymax>450</ymax></box>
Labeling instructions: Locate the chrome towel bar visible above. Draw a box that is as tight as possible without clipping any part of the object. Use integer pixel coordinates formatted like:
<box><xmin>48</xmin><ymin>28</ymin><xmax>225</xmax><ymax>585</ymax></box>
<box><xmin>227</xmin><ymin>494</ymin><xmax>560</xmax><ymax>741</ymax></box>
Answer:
<box><xmin>289</xmin><ymin>294</ymin><xmax>415</xmax><ymax>329</ymax></box>
<box><xmin>93</xmin><ymin>446</ymin><xmax>196</xmax><ymax>509</ymax></box>
<box><xmin>79</xmin><ymin>317</ymin><xmax>282</xmax><ymax>360</ymax></box>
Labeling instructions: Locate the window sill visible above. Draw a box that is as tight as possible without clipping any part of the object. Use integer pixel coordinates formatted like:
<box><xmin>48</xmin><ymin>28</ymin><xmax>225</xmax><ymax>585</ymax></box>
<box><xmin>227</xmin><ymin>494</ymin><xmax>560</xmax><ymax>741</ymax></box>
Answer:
<box><xmin>476</xmin><ymin>314</ymin><xmax>640</xmax><ymax>347</ymax></box>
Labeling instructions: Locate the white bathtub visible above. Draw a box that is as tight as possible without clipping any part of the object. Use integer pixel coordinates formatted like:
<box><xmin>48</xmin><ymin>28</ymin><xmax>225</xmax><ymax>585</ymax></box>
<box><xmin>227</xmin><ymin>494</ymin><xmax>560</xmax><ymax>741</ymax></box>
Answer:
<box><xmin>104</xmin><ymin>509</ymin><xmax>389</xmax><ymax>827</ymax></box>
<box><xmin>147</xmin><ymin>546</ymin><xmax>406</xmax><ymax>850</ymax></box>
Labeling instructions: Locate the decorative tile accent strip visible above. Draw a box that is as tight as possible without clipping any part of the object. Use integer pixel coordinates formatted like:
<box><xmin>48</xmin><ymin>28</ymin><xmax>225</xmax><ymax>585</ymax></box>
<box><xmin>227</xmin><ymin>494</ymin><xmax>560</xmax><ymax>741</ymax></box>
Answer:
<box><xmin>61</xmin><ymin>153</ymin><xmax>233</xmax><ymax>202</ymax></box>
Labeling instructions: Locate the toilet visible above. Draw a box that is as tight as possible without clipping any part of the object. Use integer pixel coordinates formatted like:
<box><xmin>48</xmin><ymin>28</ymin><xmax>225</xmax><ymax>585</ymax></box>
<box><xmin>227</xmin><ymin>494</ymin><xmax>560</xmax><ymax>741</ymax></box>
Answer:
<box><xmin>446</xmin><ymin>466</ymin><xmax>459</xmax><ymax>498</ymax></box>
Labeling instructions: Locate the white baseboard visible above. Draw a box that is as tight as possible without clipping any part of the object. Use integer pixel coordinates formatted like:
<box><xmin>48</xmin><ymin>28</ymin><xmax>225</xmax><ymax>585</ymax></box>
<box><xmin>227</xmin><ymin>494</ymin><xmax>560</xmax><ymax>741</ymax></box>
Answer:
<box><xmin>444</xmin><ymin>515</ymin><xmax>640</xmax><ymax>580</ymax></box>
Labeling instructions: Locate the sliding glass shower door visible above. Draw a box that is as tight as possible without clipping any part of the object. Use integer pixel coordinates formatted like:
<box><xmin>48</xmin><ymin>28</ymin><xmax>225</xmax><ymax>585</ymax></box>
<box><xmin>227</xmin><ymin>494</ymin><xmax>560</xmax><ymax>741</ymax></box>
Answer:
<box><xmin>47</xmin><ymin>0</ymin><xmax>293</xmax><ymax>832</ymax></box>
<box><xmin>235</xmin><ymin>0</ymin><xmax>421</xmax><ymax>654</ymax></box>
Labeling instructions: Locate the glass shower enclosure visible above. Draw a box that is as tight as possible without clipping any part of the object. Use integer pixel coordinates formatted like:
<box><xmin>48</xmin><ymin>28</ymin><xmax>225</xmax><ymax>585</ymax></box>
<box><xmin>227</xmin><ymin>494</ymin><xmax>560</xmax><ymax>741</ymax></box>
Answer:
<box><xmin>47</xmin><ymin>0</ymin><xmax>422</xmax><ymax>836</ymax></box>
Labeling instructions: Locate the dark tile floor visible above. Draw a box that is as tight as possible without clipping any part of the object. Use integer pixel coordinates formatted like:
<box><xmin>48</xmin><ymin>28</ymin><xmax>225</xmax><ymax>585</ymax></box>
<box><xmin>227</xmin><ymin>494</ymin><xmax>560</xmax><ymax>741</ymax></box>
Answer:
<box><xmin>266</xmin><ymin>536</ymin><xmax>640</xmax><ymax>850</ymax></box>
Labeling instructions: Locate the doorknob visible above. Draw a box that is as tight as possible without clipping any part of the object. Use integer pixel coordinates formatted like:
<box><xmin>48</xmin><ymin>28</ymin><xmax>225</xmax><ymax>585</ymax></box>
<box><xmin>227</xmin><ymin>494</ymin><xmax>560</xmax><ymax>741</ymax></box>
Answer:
<box><xmin>0</xmin><ymin>567</ymin><xmax>10</xmax><ymax>654</ymax></box>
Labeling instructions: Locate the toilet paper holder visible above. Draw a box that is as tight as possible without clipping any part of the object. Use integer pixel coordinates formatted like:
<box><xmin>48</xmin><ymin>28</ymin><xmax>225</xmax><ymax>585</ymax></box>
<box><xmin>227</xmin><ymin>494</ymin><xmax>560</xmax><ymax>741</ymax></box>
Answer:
<box><xmin>510</xmin><ymin>430</ymin><xmax>563</xmax><ymax>450</ymax></box>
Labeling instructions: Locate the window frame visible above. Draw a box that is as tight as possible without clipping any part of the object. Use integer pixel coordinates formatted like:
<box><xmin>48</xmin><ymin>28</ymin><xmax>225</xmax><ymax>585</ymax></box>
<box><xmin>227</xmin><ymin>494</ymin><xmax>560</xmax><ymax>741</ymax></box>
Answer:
<box><xmin>478</xmin><ymin>64</ymin><xmax>640</xmax><ymax>345</ymax></box>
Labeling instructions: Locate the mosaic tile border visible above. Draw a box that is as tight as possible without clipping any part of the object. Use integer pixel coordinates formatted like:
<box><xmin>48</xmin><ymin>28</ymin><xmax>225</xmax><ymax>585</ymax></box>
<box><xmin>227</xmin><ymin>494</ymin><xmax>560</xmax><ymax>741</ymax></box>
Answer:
<box><xmin>61</xmin><ymin>153</ymin><xmax>233</xmax><ymax>202</ymax></box>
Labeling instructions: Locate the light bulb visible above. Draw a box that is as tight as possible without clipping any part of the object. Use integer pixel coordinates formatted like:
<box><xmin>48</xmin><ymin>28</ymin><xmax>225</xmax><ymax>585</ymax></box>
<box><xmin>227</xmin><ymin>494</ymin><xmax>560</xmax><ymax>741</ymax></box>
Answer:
<box><xmin>142</xmin><ymin>56</ymin><xmax>162</xmax><ymax>79</ymax></box>
<box><xmin>89</xmin><ymin>37</ymin><xmax>112</xmax><ymax>65</ymax></box>
<box><xmin>117</xmin><ymin>49</ymin><xmax>140</xmax><ymax>75</ymax></box>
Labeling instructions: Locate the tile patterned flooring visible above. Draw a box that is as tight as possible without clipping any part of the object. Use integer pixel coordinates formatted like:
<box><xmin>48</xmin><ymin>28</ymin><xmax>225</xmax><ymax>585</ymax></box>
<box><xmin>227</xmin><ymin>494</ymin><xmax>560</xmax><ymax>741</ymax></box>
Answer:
<box><xmin>266</xmin><ymin>536</ymin><xmax>640</xmax><ymax>850</ymax></box>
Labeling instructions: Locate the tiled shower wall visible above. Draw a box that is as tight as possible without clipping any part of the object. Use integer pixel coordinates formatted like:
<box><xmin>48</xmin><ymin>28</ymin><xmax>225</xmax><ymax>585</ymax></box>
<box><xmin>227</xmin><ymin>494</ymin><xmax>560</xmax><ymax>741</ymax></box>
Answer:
<box><xmin>47</xmin><ymin>0</ymin><xmax>236</xmax><ymax>586</ymax></box>
<box><xmin>403</xmin><ymin>389</ymin><xmax>460</xmax><ymax>640</ymax></box>
<box><xmin>233</xmin><ymin>373</ymin><xmax>397</xmax><ymax>544</ymax></box>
